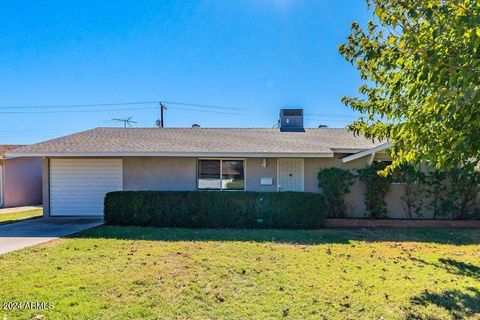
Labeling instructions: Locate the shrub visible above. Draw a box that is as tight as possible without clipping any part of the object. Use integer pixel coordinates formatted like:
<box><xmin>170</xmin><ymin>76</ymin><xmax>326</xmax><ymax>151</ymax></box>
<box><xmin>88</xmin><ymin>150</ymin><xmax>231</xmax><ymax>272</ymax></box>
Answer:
<box><xmin>357</xmin><ymin>162</ymin><xmax>391</xmax><ymax>218</ymax></box>
<box><xmin>392</xmin><ymin>164</ymin><xmax>427</xmax><ymax>219</ymax></box>
<box><xmin>443</xmin><ymin>164</ymin><xmax>480</xmax><ymax>220</ymax></box>
<box><xmin>419</xmin><ymin>164</ymin><xmax>480</xmax><ymax>220</ymax></box>
<box><xmin>317</xmin><ymin>168</ymin><xmax>356</xmax><ymax>218</ymax></box>
<box><xmin>104</xmin><ymin>191</ymin><xmax>326</xmax><ymax>229</ymax></box>
<box><xmin>424</xmin><ymin>170</ymin><xmax>449</xmax><ymax>219</ymax></box>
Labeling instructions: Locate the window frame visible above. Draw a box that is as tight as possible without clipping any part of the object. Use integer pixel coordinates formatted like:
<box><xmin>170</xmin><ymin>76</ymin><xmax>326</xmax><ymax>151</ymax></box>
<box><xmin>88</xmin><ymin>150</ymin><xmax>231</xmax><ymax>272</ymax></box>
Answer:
<box><xmin>197</xmin><ymin>158</ymin><xmax>246</xmax><ymax>191</ymax></box>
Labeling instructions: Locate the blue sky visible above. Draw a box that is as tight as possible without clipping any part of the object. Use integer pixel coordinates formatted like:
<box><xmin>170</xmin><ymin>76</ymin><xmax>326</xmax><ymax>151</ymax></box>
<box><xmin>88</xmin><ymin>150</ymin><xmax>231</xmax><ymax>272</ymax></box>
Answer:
<box><xmin>0</xmin><ymin>0</ymin><xmax>370</xmax><ymax>144</ymax></box>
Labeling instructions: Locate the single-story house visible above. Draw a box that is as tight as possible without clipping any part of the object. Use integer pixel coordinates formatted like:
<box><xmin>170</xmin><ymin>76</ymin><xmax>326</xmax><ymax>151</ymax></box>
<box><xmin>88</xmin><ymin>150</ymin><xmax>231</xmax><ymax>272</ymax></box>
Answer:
<box><xmin>0</xmin><ymin>145</ymin><xmax>42</xmax><ymax>208</ymax></box>
<box><xmin>6</xmin><ymin>109</ymin><xmax>398</xmax><ymax>217</ymax></box>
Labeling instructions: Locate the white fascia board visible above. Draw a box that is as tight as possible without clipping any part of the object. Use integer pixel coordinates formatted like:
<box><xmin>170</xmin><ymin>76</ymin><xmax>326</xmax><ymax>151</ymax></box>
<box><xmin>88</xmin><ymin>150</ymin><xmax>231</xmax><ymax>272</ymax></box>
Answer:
<box><xmin>341</xmin><ymin>141</ymin><xmax>393</xmax><ymax>163</ymax></box>
<box><xmin>5</xmin><ymin>151</ymin><xmax>335</xmax><ymax>158</ymax></box>
<box><xmin>330</xmin><ymin>148</ymin><xmax>370</xmax><ymax>153</ymax></box>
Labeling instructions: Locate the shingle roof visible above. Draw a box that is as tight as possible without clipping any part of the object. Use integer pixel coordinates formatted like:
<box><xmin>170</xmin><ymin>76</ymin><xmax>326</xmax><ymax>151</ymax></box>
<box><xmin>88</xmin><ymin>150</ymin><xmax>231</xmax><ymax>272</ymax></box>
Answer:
<box><xmin>7</xmin><ymin>127</ymin><xmax>380</xmax><ymax>157</ymax></box>
<box><xmin>0</xmin><ymin>145</ymin><xmax>25</xmax><ymax>156</ymax></box>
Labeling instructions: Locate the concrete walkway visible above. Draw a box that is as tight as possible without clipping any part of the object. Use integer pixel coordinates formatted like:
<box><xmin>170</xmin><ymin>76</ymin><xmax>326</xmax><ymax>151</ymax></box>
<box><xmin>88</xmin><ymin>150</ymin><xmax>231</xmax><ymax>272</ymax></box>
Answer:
<box><xmin>0</xmin><ymin>206</ymin><xmax>42</xmax><ymax>214</ymax></box>
<box><xmin>0</xmin><ymin>217</ymin><xmax>104</xmax><ymax>255</ymax></box>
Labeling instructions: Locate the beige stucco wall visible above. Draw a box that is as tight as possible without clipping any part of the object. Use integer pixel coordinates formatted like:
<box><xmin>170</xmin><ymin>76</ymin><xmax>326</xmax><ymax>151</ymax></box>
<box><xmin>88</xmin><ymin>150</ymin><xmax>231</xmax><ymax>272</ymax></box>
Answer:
<box><xmin>123</xmin><ymin>157</ymin><xmax>197</xmax><ymax>191</ymax></box>
<box><xmin>245</xmin><ymin>158</ymin><xmax>278</xmax><ymax>192</ymax></box>
<box><xmin>123</xmin><ymin>157</ymin><xmax>281</xmax><ymax>192</ymax></box>
<box><xmin>1</xmin><ymin>157</ymin><xmax>42</xmax><ymax>208</ymax></box>
<box><xmin>385</xmin><ymin>184</ymin><xmax>435</xmax><ymax>219</ymax></box>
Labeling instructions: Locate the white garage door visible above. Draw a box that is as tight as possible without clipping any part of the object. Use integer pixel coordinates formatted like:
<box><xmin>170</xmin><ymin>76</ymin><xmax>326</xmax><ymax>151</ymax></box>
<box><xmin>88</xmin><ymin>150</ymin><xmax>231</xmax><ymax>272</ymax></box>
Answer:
<box><xmin>50</xmin><ymin>159</ymin><xmax>123</xmax><ymax>216</ymax></box>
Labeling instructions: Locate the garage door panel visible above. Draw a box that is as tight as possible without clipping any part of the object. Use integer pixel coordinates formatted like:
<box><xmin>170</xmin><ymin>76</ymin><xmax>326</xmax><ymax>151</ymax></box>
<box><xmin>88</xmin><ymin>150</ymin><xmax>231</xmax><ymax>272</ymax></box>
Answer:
<box><xmin>50</xmin><ymin>169</ymin><xmax>121</xmax><ymax>172</ymax></box>
<box><xmin>50</xmin><ymin>196</ymin><xmax>118</xmax><ymax>201</ymax></box>
<box><xmin>51</xmin><ymin>172</ymin><xmax>123</xmax><ymax>176</ymax></box>
<box><xmin>51</xmin><ymin>185</ymin><xmax>122</xmax><ymax>191</ymax></box>
<box><xmin>50</xmin><ymin>190</ymin><xmax>120</xmax><ymax>195</ymax></box>
<box><xmin>50</xmin><ymin>159</ymin><xmax>123</xmax><ymax>216</ymax></box>
<box><xmin>51</xmin><ymin>201</ymin><xmax>107</xmax><ymax>207</ymax></box>
<box><xmin>50</xmin><ymin>208</ymin><xmax>105</xmax><ymax>216</ymax></box>
<box><xmin>50</xmin><ymin>179</ymin><xmax>123</xmax><ymax>184</ymax></box>
<box><xmin>51</xmin><ymin>177</ymin><xmax>120</xmax><ymax>181</ymax></box>
<box><xmin>50</xmin><ymin>166</ymin><xmax>123</xmax><ymax>170</ymax></box>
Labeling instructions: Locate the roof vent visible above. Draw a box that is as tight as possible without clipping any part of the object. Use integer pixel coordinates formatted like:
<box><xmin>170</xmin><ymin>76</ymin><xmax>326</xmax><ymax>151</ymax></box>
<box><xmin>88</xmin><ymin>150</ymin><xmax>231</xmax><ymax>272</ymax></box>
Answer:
<box><xmin>318</xmin><ymin>124</ymin><xmax>328</xmax><ymax>128</ymax></box>
<box><xmin>192</xmin><ymin>124</ymin><xmax>201</xmax><ymax>128</ymax></box>
<box><xmin>279</xmin><ymin>109</ymin><xmax>304</xmax><ymax>132</ymax></box>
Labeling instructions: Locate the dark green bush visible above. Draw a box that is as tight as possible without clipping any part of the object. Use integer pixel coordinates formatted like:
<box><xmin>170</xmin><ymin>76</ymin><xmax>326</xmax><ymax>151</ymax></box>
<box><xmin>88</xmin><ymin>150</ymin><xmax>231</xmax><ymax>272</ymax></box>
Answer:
<box><xmin>317</xmin><ymin>167</ymin><xmax>356</xmax><ymax>218</ymax></box>
<box><xmin>439</xmin><ymin>164</ymin><xmax>480</xmax><ymax>220</ymax></box>
<box><xmin>104</xmin><ymin>191</ymin><xmax>326</xmax><ymax>229</ymax></box>
<box><xmin>357</xmin><ymin>162</ymin><xmax>392</xmax><ymax>219</ymax></box>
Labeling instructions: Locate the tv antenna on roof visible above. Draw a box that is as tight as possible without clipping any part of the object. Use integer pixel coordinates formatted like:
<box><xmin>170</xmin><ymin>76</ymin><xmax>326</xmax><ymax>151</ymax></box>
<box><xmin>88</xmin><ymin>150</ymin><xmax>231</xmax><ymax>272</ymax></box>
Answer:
<box><xmin>112</xmin><ymin>116</ymin><xmax>137</xmax><ymax>128</ymax></box>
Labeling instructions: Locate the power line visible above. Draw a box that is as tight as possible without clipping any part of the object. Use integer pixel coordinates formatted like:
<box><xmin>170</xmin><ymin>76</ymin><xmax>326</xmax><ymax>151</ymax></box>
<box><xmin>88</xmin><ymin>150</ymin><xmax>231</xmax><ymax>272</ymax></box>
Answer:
<box><xmin>0</xmin><ymin>105</ymin><xmax>247</xmax><ymax>115</ymax></box>
<box><xmin>0</xmin><ymin>101</ymin><xmax>156</xmax><ymax>109</ymax></box>
<box><xmin>304</xmin><ymin>118</ymin><xmax>353</xmax><ymax>123</ymax></box>
<box><xmin>0</xmin><ymin>134</ymin><xmax>74</xmax><ymax>137</ymax></box>
<box><xmin>0</xmin><ymin>129</ymin><xmax>82</xmax><ymax>132</ymax></box>
<box><xmin>0</xmin><ymin>106</ymin><xmax>157</xmax><ymax>114</ymax></box>
<box><xmin>305</xmin><ymin>113</ymin><xmax>359</xmax><ymax>119</ymax></box>
<box><xmin>169</xmin><ymin>106</ymin><xmax>246</xmax><ymax>115</ymax></box>
<box><xmin>162</xmin><ymin>100</ymin><xmax>243</xmax><ymax>111</ymax></box>
<box><xmin>0</xmin><ymin>106</ymin><xmax>354</xmax><ymax>118</ymax></box>
<box><xmin>0</xmin><ymin>99</ymin><xmax>362</xmax><ymax>118</ymax></box>
<box><xmin>0</xmin><ymin>99</ymin><xmax>243</xmax><ymax>111</ymax></box>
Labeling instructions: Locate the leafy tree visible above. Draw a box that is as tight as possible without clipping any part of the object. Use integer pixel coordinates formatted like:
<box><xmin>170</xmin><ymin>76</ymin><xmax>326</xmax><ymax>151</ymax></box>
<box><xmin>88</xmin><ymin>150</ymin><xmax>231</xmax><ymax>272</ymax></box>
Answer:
<box><xmin>339</xmin><ymin>0</ymin><xmax>480</xmax><ymax>172</ymax></box>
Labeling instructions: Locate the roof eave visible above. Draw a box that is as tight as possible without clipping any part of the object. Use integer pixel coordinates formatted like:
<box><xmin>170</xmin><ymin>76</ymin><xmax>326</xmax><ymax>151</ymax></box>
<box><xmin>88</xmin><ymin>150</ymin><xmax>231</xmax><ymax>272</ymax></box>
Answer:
<box><xmin>330</xmin><ymin>148</ymin><xmax>374</xmax><ymax>153</ymax></box>
<box><xmin>341</xmin><ymin>141</ymin><xmax>393</xmax><ymax>163</ymax></box>
<box><xmin>5</xmin><ymin>151</ymin><xmax>335</xmax><ymax>158</ymax></box>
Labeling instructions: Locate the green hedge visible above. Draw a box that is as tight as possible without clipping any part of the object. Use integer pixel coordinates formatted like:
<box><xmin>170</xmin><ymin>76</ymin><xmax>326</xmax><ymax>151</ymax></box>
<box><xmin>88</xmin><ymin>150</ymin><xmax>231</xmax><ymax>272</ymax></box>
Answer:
<box><xmin>104</xmin><ymin>191</ymin><xmax>325</xmax><ymax>229</ymax></box>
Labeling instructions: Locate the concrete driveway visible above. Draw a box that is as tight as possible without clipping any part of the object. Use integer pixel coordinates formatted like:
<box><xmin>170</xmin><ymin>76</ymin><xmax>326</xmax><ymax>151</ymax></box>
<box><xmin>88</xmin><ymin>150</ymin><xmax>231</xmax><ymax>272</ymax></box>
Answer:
<box><xmin>0</xmin><ymin>217</ymin><xmax>103</xmax><ymax>255</ymax></box>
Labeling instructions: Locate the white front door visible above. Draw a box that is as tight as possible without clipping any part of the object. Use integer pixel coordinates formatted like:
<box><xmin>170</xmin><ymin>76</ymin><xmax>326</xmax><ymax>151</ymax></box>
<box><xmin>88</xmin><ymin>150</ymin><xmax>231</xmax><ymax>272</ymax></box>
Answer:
<box><xmin>50</xmin><ymin>159</ymin><xmax>123</xmax><ymax>216</ymax></box>
<box><xmin>277</xmin><ymin>159</ymin><xmax>304</xmax><ymax>192</ymax></box>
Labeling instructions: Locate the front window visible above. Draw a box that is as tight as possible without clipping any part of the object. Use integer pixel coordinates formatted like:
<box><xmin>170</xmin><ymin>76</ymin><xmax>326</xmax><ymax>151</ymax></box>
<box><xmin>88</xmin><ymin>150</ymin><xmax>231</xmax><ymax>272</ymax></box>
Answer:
<box><xmin>198</xmin><ymin>160</ymin><xmax>221</xmax><ymax>190</ymax></box>
<box><xmin>198</xmin><ymin>159</ymin><xmax>245</xmax><ymax>191</ymax></box>
<box><xmin>222</xmin><ymin>160</ymin><xmax>245</xmax><ymax>190</ymax></box>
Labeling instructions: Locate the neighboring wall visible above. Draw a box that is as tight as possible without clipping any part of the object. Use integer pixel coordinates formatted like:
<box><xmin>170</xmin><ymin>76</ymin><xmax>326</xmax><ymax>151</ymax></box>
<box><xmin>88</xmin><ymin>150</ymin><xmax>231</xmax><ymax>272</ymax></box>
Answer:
<box><xmin>1</xmin><ymin>157</ymin><xmax>42</xmax><ymax>207</ymax></box>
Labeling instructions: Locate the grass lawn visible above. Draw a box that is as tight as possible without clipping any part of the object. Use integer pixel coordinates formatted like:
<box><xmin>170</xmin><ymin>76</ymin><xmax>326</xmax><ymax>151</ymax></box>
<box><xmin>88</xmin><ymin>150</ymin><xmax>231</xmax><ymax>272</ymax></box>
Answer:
<box><xmin>0</xmin><ymin>227</ymin><xmax>479</xmax><ymax>319</ymax></box>
<box><xmin>0</xmin><ymin>208</ymin><xmax>43</xmax><ymax>225</ymax></box>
